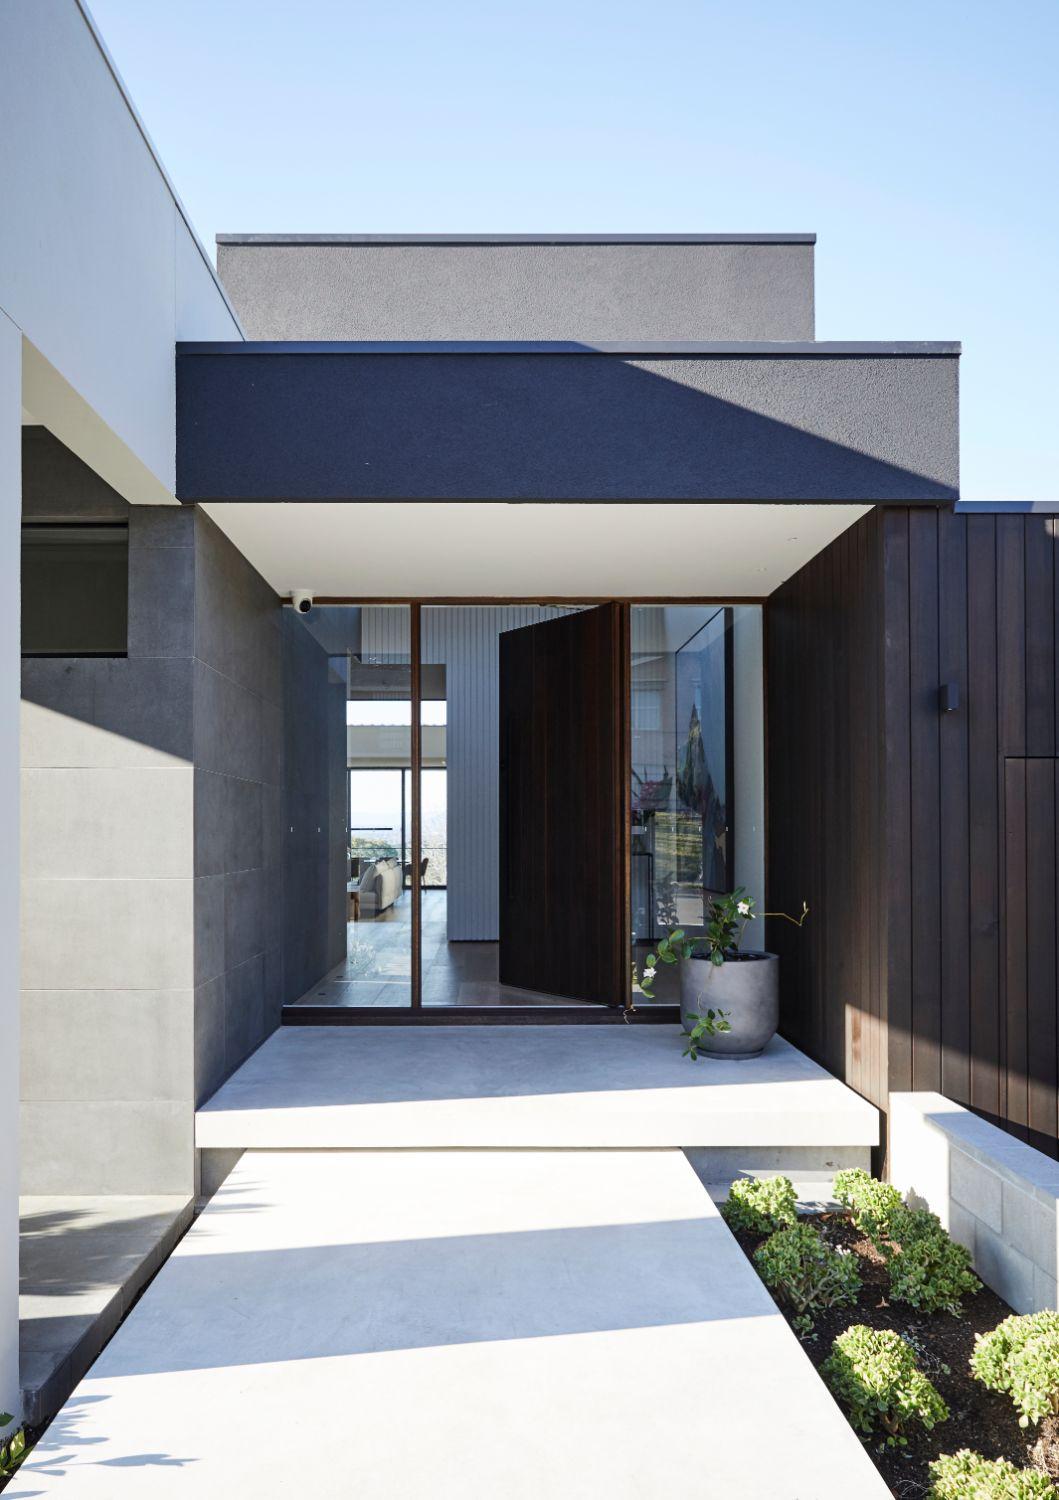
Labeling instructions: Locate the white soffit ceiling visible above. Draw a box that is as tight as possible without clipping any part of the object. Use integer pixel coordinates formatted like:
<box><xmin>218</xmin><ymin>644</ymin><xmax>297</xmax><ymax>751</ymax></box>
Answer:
<box><xmin>201</xmin><ymin>502</ymin><xmax>872</xmax><ymax>598</ymax></box>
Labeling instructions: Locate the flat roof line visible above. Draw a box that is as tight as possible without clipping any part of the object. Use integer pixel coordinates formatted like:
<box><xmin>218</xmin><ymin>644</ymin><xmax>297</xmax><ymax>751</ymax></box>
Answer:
<box><xmin>215</xmin><ymin>233</ymin><xmax>818</xmax><ymax>248</ymax></box>
<box><xmin>178</xmin><ymin>339</ymin><xmax>960</xmax><ymax>357</ymax></box>
<box><xmin>954</xmin><ymin>501</ymin><xmax>1059</xmax><ymax>513</ymax></box>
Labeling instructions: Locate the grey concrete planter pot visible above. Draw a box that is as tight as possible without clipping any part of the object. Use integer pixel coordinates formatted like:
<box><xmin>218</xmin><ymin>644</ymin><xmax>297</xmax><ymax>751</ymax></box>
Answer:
<box><xmin>679</xmin><ymin>952</ymin><xmax>780</xmax><ymax>1058</ymax></box>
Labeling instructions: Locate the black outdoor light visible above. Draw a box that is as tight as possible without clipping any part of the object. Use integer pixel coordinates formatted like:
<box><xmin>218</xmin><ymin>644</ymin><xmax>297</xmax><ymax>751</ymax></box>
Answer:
<box><xmin>939</xmin><ymin>681</ymin><xmax>960</xmax><ymax>713</ymax></box>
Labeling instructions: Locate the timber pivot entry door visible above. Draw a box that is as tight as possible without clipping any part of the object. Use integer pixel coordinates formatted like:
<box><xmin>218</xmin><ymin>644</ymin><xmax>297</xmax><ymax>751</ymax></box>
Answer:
<box><xmin>498</xmin><ymin>604</ymin><xmax>629</xmax><ymax>1005</ymax></box>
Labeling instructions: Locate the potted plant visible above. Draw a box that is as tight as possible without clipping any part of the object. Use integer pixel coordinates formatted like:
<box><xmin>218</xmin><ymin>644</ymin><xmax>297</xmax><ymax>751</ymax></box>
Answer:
<box><xmin>637</xmin><ymin>888</ymin><xmax>808</xmax><ymax>1058</ymax></box>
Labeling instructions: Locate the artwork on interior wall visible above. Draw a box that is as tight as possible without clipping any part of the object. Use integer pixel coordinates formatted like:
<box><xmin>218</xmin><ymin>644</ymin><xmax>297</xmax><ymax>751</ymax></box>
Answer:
<box><xmin>675</xmin><ymin>608</ymin><xmax>731</xmax><ymax>900</ymax></box>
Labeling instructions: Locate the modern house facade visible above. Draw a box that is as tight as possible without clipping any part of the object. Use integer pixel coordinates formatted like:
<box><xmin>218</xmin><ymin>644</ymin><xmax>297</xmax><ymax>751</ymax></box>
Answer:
<box><xmin>3</xmin><ymin>0</ymin><xmax>1058</xmax><ymax>1469</ymax></box>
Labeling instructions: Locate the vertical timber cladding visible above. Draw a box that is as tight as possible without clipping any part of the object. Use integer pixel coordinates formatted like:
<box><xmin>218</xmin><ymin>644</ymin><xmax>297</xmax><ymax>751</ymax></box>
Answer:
<box><xmin>767</xmin><ymin>507</ymin><xmax>1059</xmax><ymax>1161</ymax></box>
<box><xmin>765</xmin><ymin>508</ymin><xmax>890</xmax><ymax>1119</ymax></box>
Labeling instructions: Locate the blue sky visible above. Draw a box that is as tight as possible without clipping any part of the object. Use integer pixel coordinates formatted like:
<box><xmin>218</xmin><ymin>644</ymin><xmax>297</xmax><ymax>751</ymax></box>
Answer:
<box><xmin>90</xmin><ymin>0</ymin><xmax>1058</xmax><ymax>502</ymax></box>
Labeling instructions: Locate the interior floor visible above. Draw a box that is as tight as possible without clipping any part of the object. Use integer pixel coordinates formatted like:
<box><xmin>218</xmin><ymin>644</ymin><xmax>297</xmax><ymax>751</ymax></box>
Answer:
<box><xmin>291</xmin><ymin>889</ymin><xmax>601</xmax><ymax>1007</ymax></box>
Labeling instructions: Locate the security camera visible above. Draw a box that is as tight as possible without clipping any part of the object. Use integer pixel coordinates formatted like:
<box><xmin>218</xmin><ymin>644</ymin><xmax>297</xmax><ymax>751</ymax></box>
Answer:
<box><xmin>291</xmin><ymin>589</ymin><xmax>314</xmax><ymax>614</ymax></box>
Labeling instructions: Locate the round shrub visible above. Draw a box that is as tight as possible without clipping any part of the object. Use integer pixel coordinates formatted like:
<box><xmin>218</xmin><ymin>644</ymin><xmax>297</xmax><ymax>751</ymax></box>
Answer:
<box><xmin>721</xmin><ymin>1174</ymin><xmax>799</xmax><ymax>1235</ymax></box>
<box><xmin>753</xmin><ymin>1221</ymin><xmax>860</xmax><ymax>1317</ymax></box>
<box><xmin>833</xmin><ymin>1167</ymin><xmax>905</xmax><ymax>1243</ymax></box>
<box><xmin>822</xmin><ymin>1325</ymin><xmax>948</xmax><ymax>1444</ymax></box>
<box><xmin>928</xmin><ymin>1449</ymin><xmax>1055</xmax><ymax>1499</ymax></box>
<box><xmin>971</xmin><ymin>1312</ymin><xmax>1059</xmax><ymax>1427</ymax></box>
<box><xmin>887</xmin><ymin>1207</ymin><xmax>981</xmax><ymax>1314</ymax></box>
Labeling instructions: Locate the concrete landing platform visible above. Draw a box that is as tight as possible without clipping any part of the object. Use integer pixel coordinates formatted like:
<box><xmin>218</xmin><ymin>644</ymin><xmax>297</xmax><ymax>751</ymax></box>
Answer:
<box><xmin>19</xmin><ymin>1194</ymin><xmax>193</xmax><ymax>1423</ymax></box>
<box><xmin>8</xmin><ymin>1150</ymin><xmax>888</xmax><ymax>1499</ymax></box>
<box><xmin>196</xmin><ymin>1026</ymin><xmax>879</xmax><ymax>1149</ymax></box>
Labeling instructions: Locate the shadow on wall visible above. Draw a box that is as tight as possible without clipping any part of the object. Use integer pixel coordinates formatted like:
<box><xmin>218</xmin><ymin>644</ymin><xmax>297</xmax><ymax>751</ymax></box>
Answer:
<box><xmin>17</xmin><ymin>445</ymin><xmax>341</xmax><ymax>1201</ymax></box>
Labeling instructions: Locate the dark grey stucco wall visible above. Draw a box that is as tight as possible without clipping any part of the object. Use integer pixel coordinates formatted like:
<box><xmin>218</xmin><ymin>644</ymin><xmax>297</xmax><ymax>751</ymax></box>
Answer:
<box><xmin>177</xmin><ymin>347</ymin><xmax>960</xmax><ymax>504</ymax></box>
<box><xmin>281</xmin><ymin>612</ymin><xmax>347</xmax><ymax>1005</ymax></box>
<box><xmin>19</xmin><ymin>431</ymin><xmax>290</xmax><ymax>1192</ymax></box>
<box><xmin>216</xmin><ymin>238</ymin><xmax>816</xmax><ymax>342</ymax></box>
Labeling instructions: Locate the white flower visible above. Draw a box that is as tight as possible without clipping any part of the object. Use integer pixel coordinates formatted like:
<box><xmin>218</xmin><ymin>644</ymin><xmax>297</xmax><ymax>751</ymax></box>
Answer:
<box><xmin>643</xmin><ymin>966</ymin><xmax>657</xmax><ymax>980</ymax></box>
<box><xmin>737</xmin><ymin>900</ymin><xmax>752</xmax><ymax>916</ymax></box>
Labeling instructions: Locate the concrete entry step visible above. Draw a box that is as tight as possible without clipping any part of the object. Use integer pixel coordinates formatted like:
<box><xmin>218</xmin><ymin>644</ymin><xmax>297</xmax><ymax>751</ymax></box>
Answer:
<box><xmin>10</xmin><ymin>1150</ymin><xmax>888</xmax><ymax>1498</ymax></box>
<box><xmin>196</xmin><ymin>1026</ymin><xmax>879</xmax><ymax>1150</ymax></box>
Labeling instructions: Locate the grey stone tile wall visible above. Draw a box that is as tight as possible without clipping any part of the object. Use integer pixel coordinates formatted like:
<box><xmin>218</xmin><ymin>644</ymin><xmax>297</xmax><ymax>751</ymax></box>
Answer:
<box><xmin>281</xmin><ymin>612</ymin><xmax>347</xmax><ymax>1005</ymax></box>
<box><xmin>890</xmin><ymin>1091</ymin><xmax>1059</xmax><ymax>1315</ymax></box>
<box><xmin>20</xmin><ymin>436</ymin><xmax>289</xmax><ymax>1192</ymax></box>
<box><xmin>190</xmin><ymin>510</ymin><xmax>283</xmax><ymax>1105</ymax></box>
<box><xmin>21</xmin><ymin>475</ymin><xmax>199</xmax><ymax>1194</ymax></box>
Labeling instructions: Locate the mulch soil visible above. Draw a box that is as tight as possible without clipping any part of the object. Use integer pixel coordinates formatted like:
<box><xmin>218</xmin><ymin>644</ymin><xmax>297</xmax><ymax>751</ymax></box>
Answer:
<box><xmin>732</xmin><ymin>1213</ymin><xmax>1059</xmax><ymax>1497</ymax></box>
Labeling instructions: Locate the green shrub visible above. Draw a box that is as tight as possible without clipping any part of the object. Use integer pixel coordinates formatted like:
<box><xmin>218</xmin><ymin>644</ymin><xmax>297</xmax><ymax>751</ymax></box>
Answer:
<box><xmin>833</xmin><ymin>1167</ymin><xmax>905</xmax><ymax>1242</ymax></box>
<box><xmin>886</xmin><ymin>1207</ymin><xmax>981</xmax><ymax>1314</ymax></box>
<box><xmin>822</xmin><ymin>1325</ymin><xmax>948</xmax><ymax>1444</ymax></box>
<box><xmin>753</xmin><ymin>1222</ymin><xmax>860</xmax><ymax>1317</ymax></box>
<box><xmin>721</xmin><ymin>1175</ymin><xmax>799</xmax><ymax>1235</ymax></box>
<box><xmin>928</xmin><ymin>1449</ymin><xmax>1055</xmax><ymax>1499</ymax></box>
<box><xmin>971</xmin><ymin>1312</ymin><xmax>1059</xmax><ymax>1427</ymax></box>
<box><xmin>0</xmin><ymin>1415</ymin><xmax>29</xmax><ymax>1480</ymax></box>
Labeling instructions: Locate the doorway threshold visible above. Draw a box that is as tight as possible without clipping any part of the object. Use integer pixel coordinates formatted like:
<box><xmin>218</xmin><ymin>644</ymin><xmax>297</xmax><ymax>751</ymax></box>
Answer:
<box><xmin>282</xmin><ymin>1004</ymin><xmax>680</xmax><ymax>1025</ymax></box>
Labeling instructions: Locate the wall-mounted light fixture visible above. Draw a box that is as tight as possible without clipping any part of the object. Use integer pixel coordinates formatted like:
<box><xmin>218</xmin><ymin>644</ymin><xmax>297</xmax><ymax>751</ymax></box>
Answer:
<box><xmin>939</xmin><ymin>682</ymin><xmax>960</xmax><ymax>714</ymax></box>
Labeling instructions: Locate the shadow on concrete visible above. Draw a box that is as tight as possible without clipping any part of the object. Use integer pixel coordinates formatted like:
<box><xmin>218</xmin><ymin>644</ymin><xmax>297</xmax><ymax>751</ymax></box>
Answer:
<box><xmin>9</xmin><ymin>1394</ymin><xmax>194</xmax><ymax>1495</ymax></box>
<box><xmin>82</xmin><ymin>1214</ymin><xmax>774</xmax><ymax>1381</ymax></box>
<box><xmin>196</xmin><ymin>1027</ymin><xmax>828</xmax><ymax>1111</ymax></box>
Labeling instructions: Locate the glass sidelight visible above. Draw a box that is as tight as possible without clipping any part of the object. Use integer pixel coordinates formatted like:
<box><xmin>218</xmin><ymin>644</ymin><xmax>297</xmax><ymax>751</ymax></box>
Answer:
<box><xmin>630</xmin><ymin>606</ymin><xmax>733</xmax><ymax>1004</ymax></box>
<box><xmin>288</xmin><ymin>604</ymin><xmax>413</xmax><ymax>1008</ymax></box>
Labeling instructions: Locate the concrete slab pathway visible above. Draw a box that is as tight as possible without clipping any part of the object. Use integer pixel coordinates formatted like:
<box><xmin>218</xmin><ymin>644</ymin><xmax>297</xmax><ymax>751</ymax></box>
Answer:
<box><xmin>196</xmin><ymin>1026</ymin><xmax>879</xmax><ymax>1149</ymax></box>
<box><xmin>9</xmin><ymin>1150</ymin><xmax>888</xmax><ymax>1498</ymax></box>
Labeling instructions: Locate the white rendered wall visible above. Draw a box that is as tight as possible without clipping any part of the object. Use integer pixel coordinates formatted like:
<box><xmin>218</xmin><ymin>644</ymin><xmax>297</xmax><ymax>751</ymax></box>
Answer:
<box><xmin>0</xmin><ymin>312</ymin><xmax>22</xmax><ymax>1422</ymax></box>
<box><xmin>0</xmin><ymin>0</ymin><xmax>241</xmax><ymax>1421</ymax></box>
<box><xmin>0</xmin><ymin>0</ymin><xmax>240</xmax><ymax>504</ymax></box>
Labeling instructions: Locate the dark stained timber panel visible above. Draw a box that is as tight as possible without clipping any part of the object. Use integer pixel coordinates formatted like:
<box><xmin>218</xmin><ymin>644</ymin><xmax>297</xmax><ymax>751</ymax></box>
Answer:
<box><xmin>498</xmin><ymin>605</ymin><xmax>625</xmax><ymax>1005</ymax></box>
<box><xmin>1004</xmin><ymin>758</ymin><xmax>1059</xmax><ymax>1158</ymax></box>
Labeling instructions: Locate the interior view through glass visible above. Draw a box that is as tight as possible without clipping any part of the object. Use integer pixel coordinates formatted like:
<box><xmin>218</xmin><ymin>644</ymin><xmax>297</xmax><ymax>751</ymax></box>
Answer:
<box><xmin>630</xmin><ymin>605</ymin><xmax>761</xmax><ymax>1005</ymax></box>
<box><xmin>286</xmin><ymin>601</ymin><xmax>759</xmax><ymax>1011</ymax></box>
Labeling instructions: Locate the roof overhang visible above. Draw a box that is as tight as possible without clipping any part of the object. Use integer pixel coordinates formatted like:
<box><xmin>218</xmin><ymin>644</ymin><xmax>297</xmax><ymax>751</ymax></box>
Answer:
<box><xmin>176</xmin><ymin>340</ymin><xmax>960</xmax><ymax>504</ymax></box>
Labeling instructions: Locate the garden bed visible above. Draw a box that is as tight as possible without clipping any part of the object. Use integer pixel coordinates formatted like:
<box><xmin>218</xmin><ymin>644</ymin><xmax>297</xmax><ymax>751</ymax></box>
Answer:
<box><xmin>732</xmin><ymin>1209</ymin><xmax>1059</xmax><ymax>1496</ymax></box>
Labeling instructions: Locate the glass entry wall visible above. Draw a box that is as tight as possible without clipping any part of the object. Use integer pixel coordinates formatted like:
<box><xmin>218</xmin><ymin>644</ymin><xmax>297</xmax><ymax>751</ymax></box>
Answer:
<box><xmin>283</xmin><ymin>598</ymin><xmax>757</xmax><ymax>1017</ymax></box>
<box><xmin>630</xmin><ymin>606</ymin><xmax>733</xmax><ymax>1005</ymax></box>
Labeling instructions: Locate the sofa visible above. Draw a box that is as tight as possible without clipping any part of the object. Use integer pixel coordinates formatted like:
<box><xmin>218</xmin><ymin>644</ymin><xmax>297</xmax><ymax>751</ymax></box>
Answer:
<box><xmin>353</xmin><ymin>857</ymin><xmax>403</xmax><ymax>917</ymax></box>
